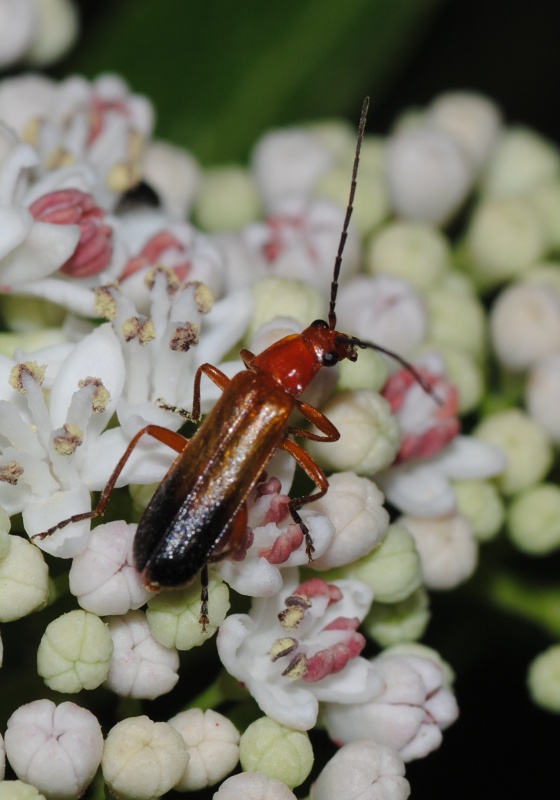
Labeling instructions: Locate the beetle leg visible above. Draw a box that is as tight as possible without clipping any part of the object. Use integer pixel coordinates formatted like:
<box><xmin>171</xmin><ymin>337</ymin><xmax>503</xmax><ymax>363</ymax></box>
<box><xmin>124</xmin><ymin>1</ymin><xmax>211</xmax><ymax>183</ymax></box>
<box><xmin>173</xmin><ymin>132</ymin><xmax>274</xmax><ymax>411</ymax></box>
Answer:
<box><xmin>200</xmin><ymin>564</ymin><xmax>209</xmax><ymax>633</ymax></box>
<box><xmin>157</xmin><ymin>363</ymin><xmax>231</xmax><ymax>421</ymax></box>
<box><xmin>286</xmin><ymin>397</ymin><xmax>341</xmax><ymax>442</ymax></box>
<box><xmin>278</xmin><ymin>437</ymin><xmax>331</xmax><ymax>560</ymax></box>
<box><xmin>34</xmin><ymin>425</ymin><xmax>188</xmax><ymax>540</ymax></box>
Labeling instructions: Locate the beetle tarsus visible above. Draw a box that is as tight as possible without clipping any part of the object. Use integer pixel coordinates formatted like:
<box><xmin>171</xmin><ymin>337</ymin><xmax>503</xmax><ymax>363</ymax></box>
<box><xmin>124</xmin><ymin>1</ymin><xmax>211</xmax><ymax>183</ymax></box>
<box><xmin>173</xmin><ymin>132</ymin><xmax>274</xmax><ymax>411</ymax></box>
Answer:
<box><xmin>156</xmin><ymin>397</ymin><xmax>200</xmax><ymax>421</ymax></box>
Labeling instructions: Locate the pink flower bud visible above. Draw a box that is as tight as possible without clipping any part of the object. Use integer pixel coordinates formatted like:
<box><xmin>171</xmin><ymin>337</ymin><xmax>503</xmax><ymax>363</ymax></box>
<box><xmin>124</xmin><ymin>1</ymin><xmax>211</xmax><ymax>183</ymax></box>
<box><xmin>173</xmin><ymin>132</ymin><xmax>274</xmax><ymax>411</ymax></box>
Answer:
<box><xmin>29</xmin><ymin>189</ymin><xmax>113</xmax><ymax>277</ymax></box>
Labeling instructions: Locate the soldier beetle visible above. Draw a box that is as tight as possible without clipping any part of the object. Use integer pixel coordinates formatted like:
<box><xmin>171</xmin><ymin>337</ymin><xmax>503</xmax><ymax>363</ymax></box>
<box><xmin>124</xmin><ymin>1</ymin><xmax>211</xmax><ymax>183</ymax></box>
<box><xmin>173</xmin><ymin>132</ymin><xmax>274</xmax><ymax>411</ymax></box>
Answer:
<box><xmin>37</xmin><ymin>97</ymin><xmax>436</xmax><ymax>630</ymax></box>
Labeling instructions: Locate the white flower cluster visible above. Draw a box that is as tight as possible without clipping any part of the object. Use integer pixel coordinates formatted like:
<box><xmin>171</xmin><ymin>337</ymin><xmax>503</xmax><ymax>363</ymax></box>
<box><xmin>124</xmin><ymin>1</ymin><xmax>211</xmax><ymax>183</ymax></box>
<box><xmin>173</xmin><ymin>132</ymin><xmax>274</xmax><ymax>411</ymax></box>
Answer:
<box><xmin>4</xmin><ymin>68</ymin><xmax>549</xmax><ymax>799</ymax></box>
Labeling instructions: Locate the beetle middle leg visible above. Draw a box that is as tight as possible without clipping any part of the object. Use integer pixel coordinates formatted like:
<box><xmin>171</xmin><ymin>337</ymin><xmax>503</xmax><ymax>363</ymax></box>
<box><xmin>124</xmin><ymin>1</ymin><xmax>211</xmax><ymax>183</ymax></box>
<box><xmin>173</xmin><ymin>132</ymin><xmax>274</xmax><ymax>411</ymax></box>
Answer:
<box><xmin>158</xmin><ymin>363</ymin><xmax>231</xmax><ymax>421</ymax></box>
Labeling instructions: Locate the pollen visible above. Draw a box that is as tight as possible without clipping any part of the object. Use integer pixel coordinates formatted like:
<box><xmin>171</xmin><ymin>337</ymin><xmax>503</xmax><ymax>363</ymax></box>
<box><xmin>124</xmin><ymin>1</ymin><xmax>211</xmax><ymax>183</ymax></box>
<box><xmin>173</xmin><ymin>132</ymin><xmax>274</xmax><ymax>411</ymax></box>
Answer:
<box><xmin>282</xmin><ymin>652</ymin><xmax>308</xmax><ymax>680</ymax></box>
<box><xmin>169</xmin><ymin>322</ymin><xmax>200</xmax><ymax>352</ymax></box>
<box><xmin>278</xmin><ymin>605</ymin><xmax>305</xmax><ymax>630</ymax></box>
<box><xmin>269</xmin><ymin>637</ymin><xmax>298</xmax><ymax>661</ymax></box>
<box><xmin>193</xmin><ymin>282</ymin><xmax>214</xmax><ymax>314</ymax></box>
<box><xmin>122</xmin><ymin>316</ymin><xmax>156</xmax><ymax>344</ymax></box>
<box><xmin>53</xmin><ymin>423</ymin><xmax>84</xmax><ymax>456</ymax></box>
<box><xmin>78</xmin><ymin>377</ymin><xmax>111</xmax><ymax>413</ymax></box>
<box><xmin>9</xmin><ymin>362</ymin><xmax>46</xmax><ymax>394</ymax></box>
<box><xmin>0</xmin><ymin>461</ymin><xmax>24</xmax><ymax>485</ymax></box>
<box><xmin>94</xmin><ymin>284</ymin><xmax>119</xmax><ymax>319</ymax></box>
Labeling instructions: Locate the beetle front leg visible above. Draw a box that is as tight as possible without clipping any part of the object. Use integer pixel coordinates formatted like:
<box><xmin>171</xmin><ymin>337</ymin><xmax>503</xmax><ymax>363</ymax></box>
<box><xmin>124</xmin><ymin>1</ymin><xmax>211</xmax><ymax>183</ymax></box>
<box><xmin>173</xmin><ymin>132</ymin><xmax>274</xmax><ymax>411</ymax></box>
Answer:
<box><xmin>278</xmin><ymin>437</ymin><xmax>332</xmax><ymax>560</ymax></box>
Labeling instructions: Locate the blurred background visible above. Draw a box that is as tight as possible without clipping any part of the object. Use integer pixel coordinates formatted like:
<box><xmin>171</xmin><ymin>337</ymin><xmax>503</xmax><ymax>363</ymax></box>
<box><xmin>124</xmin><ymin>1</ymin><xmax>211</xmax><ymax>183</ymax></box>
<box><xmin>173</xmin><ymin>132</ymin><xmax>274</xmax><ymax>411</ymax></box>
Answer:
<box><xmin>9</xmin><ymin>0</ymin><xmax>560</xmax><ymax>795</ymax></box>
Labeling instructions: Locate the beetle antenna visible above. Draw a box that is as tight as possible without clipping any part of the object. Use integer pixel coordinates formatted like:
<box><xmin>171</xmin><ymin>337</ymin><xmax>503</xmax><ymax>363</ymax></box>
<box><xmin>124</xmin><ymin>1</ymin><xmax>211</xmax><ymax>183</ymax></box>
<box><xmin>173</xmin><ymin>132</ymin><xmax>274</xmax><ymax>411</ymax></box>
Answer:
<box><xmin>328</xmin><ymin>96</ymin><xmax>370</xmax><ymax>330</ymax></box>
<box><xmin>338</xmin><ymin>334</ymin><xmax>443</xmax><ymax>405</ymax></box>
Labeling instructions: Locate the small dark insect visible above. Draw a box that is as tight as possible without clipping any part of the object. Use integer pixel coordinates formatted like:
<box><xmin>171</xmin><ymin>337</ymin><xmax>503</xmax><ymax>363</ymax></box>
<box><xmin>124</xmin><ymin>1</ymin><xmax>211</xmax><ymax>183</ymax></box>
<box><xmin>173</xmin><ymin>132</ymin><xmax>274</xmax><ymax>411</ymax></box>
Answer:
<box><xmin>37</xmin><ymin>98</ymin><xmax>436</xmax><ymax>631</ymax></box>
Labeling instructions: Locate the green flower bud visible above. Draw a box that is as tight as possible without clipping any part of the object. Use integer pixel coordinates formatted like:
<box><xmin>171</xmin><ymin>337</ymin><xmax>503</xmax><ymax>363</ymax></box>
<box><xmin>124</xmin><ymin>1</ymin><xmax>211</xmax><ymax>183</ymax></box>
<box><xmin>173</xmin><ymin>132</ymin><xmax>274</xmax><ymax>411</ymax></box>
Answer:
<box><xmin>508</xmin><ymin>483</ymin><xmax>560</xmax><ymax>554</ymax></box>
<box><xmin>527</xmin><ymin>180</ymin><xmax>560</xmax><ymax>251</ymax></box>
<box><xmin>239</xmin><ymin>717</ymin><xmax>313</xmax><ymax>790</ymax></box>
<box><xmin>365</xmin><ymin>221</ymin><xmax>450</xmax><ymax>290</ymax></box>
<box><xmin>195</xmin><ymin>166</ymin><xmax>261</xmax><ymax>232</ymax></box>
<box><xmin>425</xmin><ymin>344</ymin><xmax>484</xmax><ymax>414</ymax></box>
<box><xmin>330</xmin><ymin>523</ymin><xmax>422</xmax><ymax>603</ymax></box>
<box><xmin>0</xmin><ymin>536</ymin><xmax>49</xmax><ymax>622</ymax></box>
<box><xmin>475</xmin><ymin>409</ymin><xmax>553</xmax><ymax>495</ymax></box>
<box><xmin>483</xmin><ymin>127</ymin><xmax>560</xmax><ymax>197</ymax></box>
<box><xmin>37</xmin><ymin>610</ymin><xmax>113</xmax><ymax>692</ymax></box>
<box><xmin>146</xmin><ymin>570</ymin><xmax>229</xmax><ymax>650</ymax></box>
<box><xmin>129</xmin><ymin>482</ymin><xmax>158</xmax><ymax>517</ymax></box>
<box><xmin>0</xmin><ymin>781</ymin><xmax>46</xmax><ymax>800</ymax></box>
<box><xmin>315</xmin><ymin>164</ymin><xmax>389</xmax><ymax>235</ymax></box>
<box><xmin>527</xmin><ymin>645</ymin><xmax>560</xmax><ymax>713</ymax></box>
<box><xmin>453</xmin><ymin>478</ymin><xmax>505</xmax><ymax>541</ymax></box>
<box><xmin>425</xmin><ymin>284</ymin><xmax>486</xmax><ymax>360</ymax></box>
<box><xmin>465</xmin><ymin>197</ymin><xmax>545</xmax><ymax>289</ymax></box>
<box><xmin>337</xmin><ymin>346</ymin><xmax>388</xmax><ymax>393</ymax></box>
<box><xmin>522</xmin><ymin>261</ymin><xmax>560</xmax><ymax>294</ymax></box>
<box><xmin>306</xmin><ymin>390</ymin><xmax>400</xmax><ymax>475</ymax></box>
<box><xmin>363</xmin><ymin>588</ymin><xmax>430</xmax><ymax>647</ymax></box>
<box><xmin>248</xmin><ymin>278</ymin><xmax>323</xmax><ymax>340</ymax></box>
<box><xmin>0</xmin><ymin>506</ymin><xmax>11</xmax><ymax>559</ymax></box>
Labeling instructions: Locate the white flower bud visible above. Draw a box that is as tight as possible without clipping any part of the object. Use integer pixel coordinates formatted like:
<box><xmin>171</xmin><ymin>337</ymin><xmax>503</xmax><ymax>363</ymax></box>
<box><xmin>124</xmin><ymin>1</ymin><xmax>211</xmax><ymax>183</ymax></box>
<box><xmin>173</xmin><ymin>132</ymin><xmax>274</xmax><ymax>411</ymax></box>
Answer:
<box><xmin>338</xmin><ymin>346</ymin><xmax>389</xmax><ymax>393</ymax></box>
<box><xmin>142</xmin><ymin>139</ymin><xmax>201</xmax><ymax>219</ymax></box>
<box><xmin>105</xmin><ymin>610</ymin><xmax>179</xmax><ymax>699</ymax></box>
<box><xmin>528</xmin><ymin>645</ymin><xmax>560</xmax><ymax>713</ymax></box>
<box><xmin>398</xmin><ymin>512</ymin><xmax>478</xmax><ymax>589</ymax></box>
<box><xmin>102</xmin><ymin>716</ymin><xmax>188</xmax><ymax>800</ymax></box>
<box><xmin>490</xmin><ymin>282</ymin><xmax>560</xmax><ymax>370</ymax></box>
<box><xmin>336</xmin><ymin>275</ymin><xmax>428</xmax><ymax>360</ymax></box>
<box><xmin>5</xmin><ymin>700</ymin><xmax>103</xmax><ymax>800</ymax></box>
<box><xmin>427</xmin><ymin>343</ymin><xmax>483</xmax><ymax>414</ymax></box>
<box><xmin>526</xmin><ymin>353</ymin><xmax>560</xmax><ymax>444</ymax></box>
<box><xmin>453</xmin><ymin>479</ymin><xmax>505</xmax><ymax>541</ymax></box>
<box><xmin>310</xmin><ymin>472</ymin><xmax>389</xmax><ymax>569</ymax></box>
<box><xmin>311</xmin><ymin>740</ymin><xmax>409</xmax><ymax>800</ymax></box>
<box><xmin>316</xmin><ymin>163</ymin><xmax>389</xmax><ymax>235</ymax></box>
<box><xmin>386</xmin><ymin>125</ymin><xmax>474</xmax><ymax>224</ymax></box>
<box><xmin>146</xmin><ymin>570</ymin><xmax>230</xmax><ymax>649</ymax></box>
<box><xmin>475</xmin><ymin>409</ymin><xmax>553</xmax><ymax>495</ymax></box>
<box><xmin>168</xmin><ymin>708</ymin><xmax>240</xmax><ymax>791</ymax></box>
<box><xmin>366</xmin><ymin>222</ymin><xmax>450</xmax><ymax>290</ymax></box>
<box><xmin>239</xmin><ymin>717</ymin><xmax>313</xmax><ymax>790</ymax></box>
<box><xmin>214</xmin><ymin>772</ymin><xmax>297</xmax><ymax>800</ymax></box>
<box><xmin>466</xmin><ymin>197</ymin><xmax>546</xmax><ymax>288</ymax></box>
<box><xmin>306</xmin><ymin>390</ymin><xmax>400</xmax><ymax>476</ymax></box>
<box><xmin>0</xmin><ymin>731</ymin><xmax>4</xmax><ymax>781</ymax></box>
<box><xmin>69</xmin><ymin>521</ymin><xmax>152</xmax><ymax>616</ymax></box>
<box><xmin>195</xmin><ymin>166</ymin><xmax>261</xmax><ymax>232</ymax></box>
<box><xmin>252</xmin><ymin>128</ymin><xmax>333</xmax><ymax>209</ymax></box>
<box><xmin>25</xmin><ymin>0</ymin><xmax>80</xmax><ymax>66</ymax></box>
<box><xmin>0</xmin><ymin>536</ymin><xmax>49</xmax><ymax>622</ymax></box>
<box><xmin>0</xmin><ymin>0</ymin><xmax>37</xmax><ymax>69</ymax></box>
<box><xmin>426</xmin><ymin>92</ymin><xmax>502</xmax><ymax>171</ymax></box>
<box><xmin>483</xmin><ymin>127</ymin><xmax>560</xmax><ymax>197</ymax></box>
<box><xmin>37</xmin><ymin>609</ymin><xmax>113</xmax><ymax>692</ymax></box>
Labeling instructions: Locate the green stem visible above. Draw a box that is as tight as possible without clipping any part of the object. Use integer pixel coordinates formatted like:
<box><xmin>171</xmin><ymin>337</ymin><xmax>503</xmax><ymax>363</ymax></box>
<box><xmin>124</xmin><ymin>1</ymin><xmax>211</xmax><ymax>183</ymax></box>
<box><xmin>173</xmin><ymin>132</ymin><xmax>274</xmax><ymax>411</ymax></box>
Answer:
<box><xmin>479</xmin><ymin>570</ymin><xmax>560</xmax><ymax>639</ymax></box>
<box><xmin>184</xmin><ymin>669</ymin><xmax>248</xmax><ymax>711</ymax></box>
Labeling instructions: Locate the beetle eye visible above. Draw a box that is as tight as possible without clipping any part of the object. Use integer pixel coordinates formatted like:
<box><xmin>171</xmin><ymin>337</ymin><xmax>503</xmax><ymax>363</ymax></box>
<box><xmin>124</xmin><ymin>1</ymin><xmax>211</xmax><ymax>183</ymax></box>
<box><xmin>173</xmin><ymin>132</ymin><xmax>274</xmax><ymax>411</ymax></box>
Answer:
<box><xmin>322</xmin><ymin>351</ymin><xmax>339</xmax><ymax>366</ymax></box>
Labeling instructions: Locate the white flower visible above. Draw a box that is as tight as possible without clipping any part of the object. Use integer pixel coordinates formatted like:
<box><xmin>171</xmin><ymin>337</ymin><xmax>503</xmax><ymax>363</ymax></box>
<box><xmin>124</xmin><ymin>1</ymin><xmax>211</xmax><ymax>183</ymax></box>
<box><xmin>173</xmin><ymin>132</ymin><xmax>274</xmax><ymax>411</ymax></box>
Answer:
<box><xmin>117</xmin><ymin>208</ymin><xmax>226</xmax><ymax>306</ymax></box>
<box><xmin>398</xmin><ymin>511</ymin><xmax>478</xmax><ymax>589</ymax></box>
<box><xmin>104</xmin><ymin>610</ymin><xmax>180</xmax><ymax>699</ymax></box>
<box><xmin>242</xmin><ymin>195</ymin><xmax>360</xmax><ymax>296</ymax></box>
<box><xmin>217</xmin><ymin>570</ymin><xmax>380</xmax><ymax>731</ymax></box>
<box><xmin>168</xmin><ymin>708</ymin><xmax>240</xmax><ymax>791</ymax></box>
<box><xmin>323</xmin><ymin>651</ymin><xmax>458</xmax><ymax>761</ymax></box>
<box><xmin>335</xmin><ymin>275</ymin><xmax>428</xmax><ymax>362</ymax></box>
<box><xmin>69</xmin><ymin>520</ymin><xmax>152</xmax><ymax>615</ymax></box>
<box><xmin>311</xmin><ymin>740</ymin><xmax>410</xmax><ymax>800</ymax></box>
<box><xmin>141</xmin><ymin>139</ymin><xmax>201</xmax><ymax>218</ymax></box>
<box><xmin>26</xmin><ymin>0</ymin><xmax>80</xmax><ymax>67</ymax></box>
<box><xmin>0</xmin><ymin>328</ymin><xmax>126</xmax><ymax>556</ymax></box>
<box><xmin>377</xmin><ymin>355</ymin><xmax>506</xmax><ymax>517</ymax></box>
<box><xmin>216</xmin><ymin>473</ymin><xmax>335</xmax><ymax>599</ymax></box>
<box><xmin>5</xmin><ymin>699</ymin><xmax>103</xmax><ymax>800</ymax></box>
